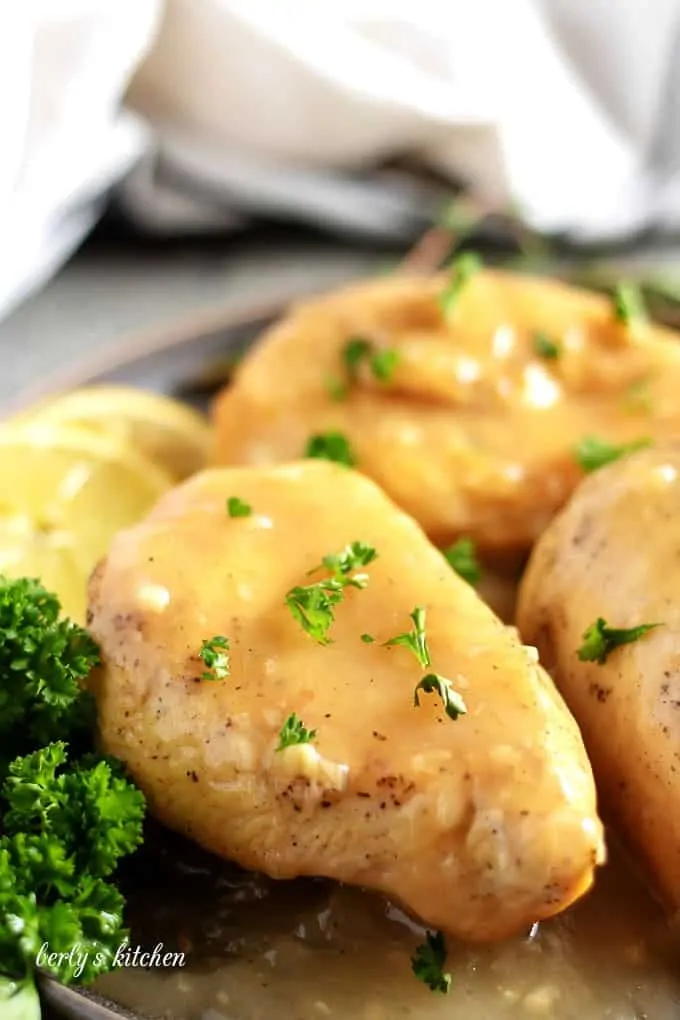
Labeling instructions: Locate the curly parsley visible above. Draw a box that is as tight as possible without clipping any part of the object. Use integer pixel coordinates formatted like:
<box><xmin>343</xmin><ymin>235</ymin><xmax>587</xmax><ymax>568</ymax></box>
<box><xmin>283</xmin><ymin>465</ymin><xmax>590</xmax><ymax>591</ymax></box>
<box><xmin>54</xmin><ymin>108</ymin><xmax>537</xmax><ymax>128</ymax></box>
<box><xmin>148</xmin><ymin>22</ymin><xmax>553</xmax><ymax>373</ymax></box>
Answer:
<box><xmin>0</xmin><ymin>577</ymin><xmax>145</xmax><ymax>1000</ymax></box>
<box><xmin>385</xmin><ymin>606</ymin><xmax>431</xmax><ymax>668</ymax></box>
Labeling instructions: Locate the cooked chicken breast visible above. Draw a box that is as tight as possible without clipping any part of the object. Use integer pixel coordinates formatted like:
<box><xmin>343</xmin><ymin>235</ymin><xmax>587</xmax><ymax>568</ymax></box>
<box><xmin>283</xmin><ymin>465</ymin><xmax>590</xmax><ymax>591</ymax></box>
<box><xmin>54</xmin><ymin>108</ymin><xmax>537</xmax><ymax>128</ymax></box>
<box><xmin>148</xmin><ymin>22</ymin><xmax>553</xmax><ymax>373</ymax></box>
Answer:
<box><xmin>88</xmin><ymin>461</ymin><xmax>604</xmax><ymax>941</ymax></box>
<box><xmin>212</xmin><ymin>270</ymin><xmax>680</xmax><ymax>553</ymax></box>
<box><xmin>517</xmin><ymin>442</ymin><xmax>680</xmax><ymax>912</ymax></box>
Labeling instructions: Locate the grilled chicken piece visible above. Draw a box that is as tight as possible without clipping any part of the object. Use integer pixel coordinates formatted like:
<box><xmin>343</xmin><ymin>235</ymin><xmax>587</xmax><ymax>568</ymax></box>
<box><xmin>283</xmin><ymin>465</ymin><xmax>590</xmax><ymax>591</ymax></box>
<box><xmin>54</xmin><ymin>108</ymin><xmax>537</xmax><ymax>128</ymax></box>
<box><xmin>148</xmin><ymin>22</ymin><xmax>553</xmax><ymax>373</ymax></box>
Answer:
<box><xmin>517</xmin><ymin>441</ymin><xmax>680</xmax><ymax>912</ymax></box>
<box><xmin>212</xmin><ymin>270</ymin><xmax>680</xmax><ymax>554</ymax></box>
<box><xmin>88</xmin><ymin>461</ymin><xmax>604</xmax><ymax>941</ymax></box>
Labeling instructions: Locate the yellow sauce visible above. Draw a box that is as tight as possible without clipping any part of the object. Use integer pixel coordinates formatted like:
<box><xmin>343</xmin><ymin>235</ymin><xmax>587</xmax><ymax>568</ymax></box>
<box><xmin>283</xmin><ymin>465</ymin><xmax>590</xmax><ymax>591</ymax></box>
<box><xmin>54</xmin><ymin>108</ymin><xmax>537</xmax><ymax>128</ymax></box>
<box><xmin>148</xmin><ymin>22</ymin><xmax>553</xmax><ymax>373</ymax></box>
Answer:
<box><xmin>96</xmin><ymin>833</ymin><xmax>680</xmax><ymax>1020</ymax></box>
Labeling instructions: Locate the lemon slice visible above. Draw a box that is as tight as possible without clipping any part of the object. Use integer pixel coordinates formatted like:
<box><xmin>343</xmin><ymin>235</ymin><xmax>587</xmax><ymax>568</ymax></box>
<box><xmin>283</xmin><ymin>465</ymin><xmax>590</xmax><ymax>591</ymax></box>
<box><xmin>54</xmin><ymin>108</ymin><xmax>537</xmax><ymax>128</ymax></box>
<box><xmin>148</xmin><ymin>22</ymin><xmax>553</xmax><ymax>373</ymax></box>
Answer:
<box><xmin>10</xmin><ymin>385</ymin><xmax>211</xmax><ymax>481</ymax></box>
<box><xmin>0</xmin><ymin>425</ymin><xmax>171</xmax><ymax>622</ymax></box>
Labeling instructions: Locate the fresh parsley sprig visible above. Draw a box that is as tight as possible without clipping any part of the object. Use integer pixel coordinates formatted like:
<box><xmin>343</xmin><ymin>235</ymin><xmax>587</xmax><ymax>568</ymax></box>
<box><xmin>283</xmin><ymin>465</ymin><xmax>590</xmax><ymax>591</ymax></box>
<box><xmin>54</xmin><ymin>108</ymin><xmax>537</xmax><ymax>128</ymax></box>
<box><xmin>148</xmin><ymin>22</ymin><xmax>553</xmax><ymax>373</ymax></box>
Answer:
<box><xmin>577</xmin><ymin>617</ymin><xmax>660</xmax><ymax>664</ymax></box>
<box><xmin>0</xmin><ymin>576</ymin><xmax>146</xmax><ymax>999</ymax></box>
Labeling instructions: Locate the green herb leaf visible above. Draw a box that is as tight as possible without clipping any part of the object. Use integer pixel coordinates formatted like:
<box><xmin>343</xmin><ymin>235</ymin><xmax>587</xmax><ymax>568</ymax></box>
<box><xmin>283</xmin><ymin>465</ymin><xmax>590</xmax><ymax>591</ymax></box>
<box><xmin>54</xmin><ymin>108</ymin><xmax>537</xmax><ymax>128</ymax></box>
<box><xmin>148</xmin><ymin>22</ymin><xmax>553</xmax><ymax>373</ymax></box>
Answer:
<box><xmin>385</xmin><ymin>607</ymin><xmax>431</xmax><ymax>669</ymax></box>
<box><xmin>335</xmin><ymin>337</ymin><xmax>400</xmax><ymax>397</ymax></box>
<box><xmin>370</xmin><ymin>348</ymin><xmax>400</xmax><ymax>381</ymax></box>
<box><xmin>199</xmin><ymin>635</ymin><xmax>230</xmax><ymax>680</ymax></box>
<box><xmin>532</xmin><ymin>331</ymin><xmax>561</xmax><ymax>360</ymax></box>
<box><xmin>342</xmin><ymin>337</ymin><xmax>372</xmax><ymax>382</ymax></box>
<box><xmin>439</xmin><ymin>252</ymin><xmax>482</xmax><ymax>319</ymax></box>
<box><xmin>414</xmin><ymin>674</ymin><xmax>467</xmax><ymax>720</ymax></box>
<box><xmin>305</xmin><ymin>432</ymin><xmax>357</xmax><ymax>467</ymax></box>
<box><xmin>613</xmin><ymin>282</ymin><xmax>647</xmax><ymax>326</ymax></box>
<box><xmin>313</xmin><ymin>541</ymin><xmax>377</xmax><ymax>581</ymax></box>
<box><xmin>287</xmin><ymin>543</ymin><xmax>375</xmax><ymax>643</ymax></box>
<box><xmin>573</xmin><ymin>434</ymin><xmax>651</xmax><ymax>473</ymax></box>
<box><xmin>226</xmin><ymin>497</ymin><xmax>252</xmax><ymax>518</ymax></box>
<box><xmin>0</xmin><ymin>577</ymin><xmax>99</xmax><ymax>775</ymax></box>
<box><xmin>361</xmin><ymin>633</ymin><xmax>375</xmax><ymax>644</ymax></box>
<box><xmin>442</xmin><ymin>538</ymin><xmax>481</xmax><ymax>585</ymax></box>
<box><xmin>411</xmin><ymin>931</ymin><xmax>451</xmax><ymax>994</ymax></box>
<box><xmin>276</xmin><ymin>713</ymin><xmax>317</xmax><ymax>752</ymax></box>
<box><xmin>577</xmin><ymin>617</ymin><xmax>660</xmax><ymax>665</ymax></box>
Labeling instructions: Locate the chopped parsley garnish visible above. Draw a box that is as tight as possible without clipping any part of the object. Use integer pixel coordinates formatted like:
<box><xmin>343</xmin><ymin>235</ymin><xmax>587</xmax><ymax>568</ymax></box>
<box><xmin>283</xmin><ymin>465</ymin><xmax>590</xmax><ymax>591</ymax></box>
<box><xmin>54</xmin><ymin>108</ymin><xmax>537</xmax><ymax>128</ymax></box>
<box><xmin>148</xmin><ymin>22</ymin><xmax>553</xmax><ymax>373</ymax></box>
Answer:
<box><xmin>443</xmin><ymin>538</ymin><xmax>481</xmax><ymax>585</ymax></box>
<box><xmin>613</xmin><ymin>282</ymin><xmax>647</xmax><ymax>327</ymax></box>
<box><xmin>226</xmin><ymin>496</ymin><xmax>252</xmax><ymax>518</ymax></box>
<box><xmin>411</xmin><ymin>931</ymin><xmax>451</xmax><ymax>994</ymax></box>
<box><xmin>370</xmin><ymin>348</ymin><xmax>400</xmax><ymax>381</ymax></box>
<box><xmin>414</xmin><ymin>674</ymin><xmax>467</xmax><ymax>720</ymax></box>
<box><xmin>276</xmin><ymin>713</ymin><xmax>317</xmax><ymax>752</ymax></box>
<box><xmin>573</xmin><ymin>434</ymin><xmax>651</xmax><ymax>473</ymax></box>
<box><xmin>577</xmin><ymin>617</ymin><xmax>660</xmax><ymax>664</ymax></box>
<box><xmin>327</xmin><ymin>337</ymin><xmax>400</xmax><ymax>399</ymax></box>
<box><xmin>305</xmin><ymin>431</ymin><xmax>357</xmax><ymax>467</ymax></box>
<box><xmin>286</xmin><ymin>542</ymin><xmax>375</xmax><ymax>644</ymax></box>
<box><xmin>439</xmin><ymin>251</ymin><xmax>482</xmax><ymax>319</ymax></box>
<box><xmin>385</xmin><ymin>606</ymin><xmax>431</xmax><ymax>668</ymax></box>
<box><xmin>313</xmin><ymin>540</ymin><xmax>377</xmax><ymax>580</ymax></box>
<box><xmin>361</xmin><ymin>633</ymin><xmax>375</xmax><ymax>643</ymax></box>
<box><xmin>532</xmin><ymin>331</ymin><xmax>561</xmax><ymax>360</ymax></box>
<box><xmin>199</xmin><ymin>635</ymin><xmax>230</xmax><ymax>680</ymax></box>
<box><xmin>343</xmin><ymin>337</ymin><xmax>372</xmax><ymax>381</ymax></box>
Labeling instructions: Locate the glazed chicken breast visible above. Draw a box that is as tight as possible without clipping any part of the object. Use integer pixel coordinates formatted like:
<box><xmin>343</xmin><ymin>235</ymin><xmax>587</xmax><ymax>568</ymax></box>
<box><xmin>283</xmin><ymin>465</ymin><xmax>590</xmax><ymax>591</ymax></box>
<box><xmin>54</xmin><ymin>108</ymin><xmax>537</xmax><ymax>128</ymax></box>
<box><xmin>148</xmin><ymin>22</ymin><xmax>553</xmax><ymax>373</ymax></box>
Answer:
<box><xmin>518</xmin><ymin>442</ymin><xmax>680</xmax><ymax>912</ymax></box>
<box><xmin>212</xmin><ymin>269</ymin><xmax>680</xmax><ymax>554</ymax></box>
<box><xmin>89</xmin><ymin>460</ymin><xmax>604</xmax><ymax>941</ymax></box>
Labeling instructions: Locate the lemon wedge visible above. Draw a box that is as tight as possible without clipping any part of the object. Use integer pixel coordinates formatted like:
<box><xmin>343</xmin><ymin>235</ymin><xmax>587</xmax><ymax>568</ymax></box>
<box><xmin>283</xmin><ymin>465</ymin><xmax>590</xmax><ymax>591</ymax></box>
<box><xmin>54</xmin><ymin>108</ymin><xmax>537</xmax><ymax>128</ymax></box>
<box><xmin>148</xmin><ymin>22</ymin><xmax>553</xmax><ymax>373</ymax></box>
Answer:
<box><xmin>0</xmin><ymin>425</ymin><xmax>171</xmax><ymax>622</ymax></box>
<box><xmin>10</xmin><ymin>385</ymin><xmax>211</xmax><ymax>481</ymax></box>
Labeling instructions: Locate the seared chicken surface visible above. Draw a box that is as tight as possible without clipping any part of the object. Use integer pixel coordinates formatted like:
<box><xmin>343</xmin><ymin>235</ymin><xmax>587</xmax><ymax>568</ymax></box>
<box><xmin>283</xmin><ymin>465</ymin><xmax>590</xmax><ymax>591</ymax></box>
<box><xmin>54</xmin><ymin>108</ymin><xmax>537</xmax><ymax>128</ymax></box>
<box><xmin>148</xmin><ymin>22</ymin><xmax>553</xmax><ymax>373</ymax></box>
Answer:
<box><xmin>518</xmin><ymin>442</ymin><xmax>680</xmax><ymax>912</ymax></box>
<box><xmin>212</xmin><ymin>270</ymin><xmax>680</xmax><ymax>554</ymax></box>
<box><xmin>89</xmin><ymin>461</ymin><xmax>603</xmax><ymax>941</ymax></box>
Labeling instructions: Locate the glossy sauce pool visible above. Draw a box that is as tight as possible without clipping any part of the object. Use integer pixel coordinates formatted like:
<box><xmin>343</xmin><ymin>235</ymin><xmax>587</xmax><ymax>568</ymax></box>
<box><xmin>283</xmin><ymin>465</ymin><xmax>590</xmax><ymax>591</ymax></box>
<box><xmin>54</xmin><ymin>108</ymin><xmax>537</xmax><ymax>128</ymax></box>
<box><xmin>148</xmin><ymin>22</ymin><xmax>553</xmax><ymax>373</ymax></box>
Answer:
<box><xmin>94</xmin><ymin>828</ymin><xmax>680</xmax><ymax>1020</ymax></box>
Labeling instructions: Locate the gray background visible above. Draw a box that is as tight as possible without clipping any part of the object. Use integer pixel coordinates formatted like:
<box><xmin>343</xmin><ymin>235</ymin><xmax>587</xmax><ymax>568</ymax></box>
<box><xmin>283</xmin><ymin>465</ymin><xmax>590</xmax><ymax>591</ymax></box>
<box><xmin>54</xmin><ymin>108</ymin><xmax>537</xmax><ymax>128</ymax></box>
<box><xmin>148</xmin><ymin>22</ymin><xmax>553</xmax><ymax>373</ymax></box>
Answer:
<box><xmin>0</xmin><ymin>234</ymin><xmax>387</xmax><ymax>406</ymax></box>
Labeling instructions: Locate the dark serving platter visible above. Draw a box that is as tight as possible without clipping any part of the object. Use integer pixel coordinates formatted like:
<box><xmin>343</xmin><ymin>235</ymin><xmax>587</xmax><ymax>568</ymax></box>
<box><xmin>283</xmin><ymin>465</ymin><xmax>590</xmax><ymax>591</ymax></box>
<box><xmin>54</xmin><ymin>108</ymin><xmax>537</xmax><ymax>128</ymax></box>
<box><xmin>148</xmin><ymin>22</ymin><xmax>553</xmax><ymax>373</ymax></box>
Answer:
<box><xmin>12</xmin><ymin>276</ymin><xmax>680</xmax><ymax>1020</ymax></box>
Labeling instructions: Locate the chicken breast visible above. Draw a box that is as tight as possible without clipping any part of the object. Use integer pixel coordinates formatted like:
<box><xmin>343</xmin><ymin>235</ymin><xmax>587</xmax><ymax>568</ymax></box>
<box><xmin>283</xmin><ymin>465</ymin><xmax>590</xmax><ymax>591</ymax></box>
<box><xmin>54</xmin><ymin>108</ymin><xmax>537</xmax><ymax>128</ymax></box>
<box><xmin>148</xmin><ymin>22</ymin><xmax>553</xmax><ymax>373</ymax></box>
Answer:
<box><xmin>212</xmin><ymin>270</ymin><xmax>680</xmax><ymax>553</ymax></box>
<box><xmin>88</xmin><ymin>460</ymin><xmax>604</xmax><ymax>941</ymax></box>
<box><xmin>517</xmin><ymin>442</ymin><xmax>680</xmax><ymax>911</ymax></box>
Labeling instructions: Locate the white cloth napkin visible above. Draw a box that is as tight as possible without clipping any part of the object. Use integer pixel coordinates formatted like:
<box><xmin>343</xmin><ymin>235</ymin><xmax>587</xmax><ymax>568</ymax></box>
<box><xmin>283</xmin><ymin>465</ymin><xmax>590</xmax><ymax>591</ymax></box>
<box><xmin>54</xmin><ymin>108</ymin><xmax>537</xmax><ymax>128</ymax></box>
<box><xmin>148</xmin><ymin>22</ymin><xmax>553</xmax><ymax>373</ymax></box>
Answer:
<box><xmin>3</xmin><ymin>0</ymin><xmax>680</xmax><ymax>321</ymax></box>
